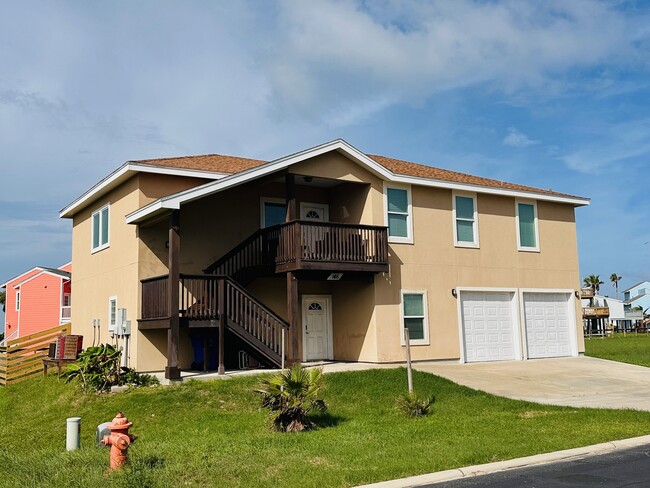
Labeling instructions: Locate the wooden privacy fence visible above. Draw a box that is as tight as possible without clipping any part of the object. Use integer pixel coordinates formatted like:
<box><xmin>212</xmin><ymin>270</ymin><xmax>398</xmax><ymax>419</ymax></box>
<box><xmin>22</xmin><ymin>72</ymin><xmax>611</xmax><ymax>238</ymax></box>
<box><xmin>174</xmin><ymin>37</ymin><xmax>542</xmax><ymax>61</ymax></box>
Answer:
<box><xmin>0</xmin><ymin>324</ymin><xmax>71</xmax><ymax>386</ymax></box>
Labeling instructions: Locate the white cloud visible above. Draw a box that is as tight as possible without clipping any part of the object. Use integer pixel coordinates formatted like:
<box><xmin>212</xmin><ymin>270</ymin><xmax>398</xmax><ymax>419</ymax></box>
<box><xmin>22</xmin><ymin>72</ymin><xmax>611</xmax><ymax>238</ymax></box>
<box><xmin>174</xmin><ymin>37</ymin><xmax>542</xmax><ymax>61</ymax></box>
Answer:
<box><xmin>562</xmin><ymin>119</ymin><xmax>650</xmax><ymax>173</ymax></box>
<box><xmin>503</xmin><ymin>127</ymin><xmax>539</xmax><ymax>147</ymax></box>
<box><xmin>260</xmin><ymin>0</ymin><xmax>646</xmax><ymax>122</ymax></box>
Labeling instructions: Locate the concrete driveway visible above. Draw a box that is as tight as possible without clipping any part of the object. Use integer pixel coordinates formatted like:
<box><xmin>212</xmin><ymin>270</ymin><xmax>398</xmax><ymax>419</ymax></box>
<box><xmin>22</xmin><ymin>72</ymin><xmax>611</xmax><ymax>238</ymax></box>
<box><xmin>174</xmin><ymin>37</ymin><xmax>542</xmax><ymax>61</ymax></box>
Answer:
<box><xmin>414</xmin><ymin>356</ymin><xmax>650</xmax><ymax>411</ymax></box>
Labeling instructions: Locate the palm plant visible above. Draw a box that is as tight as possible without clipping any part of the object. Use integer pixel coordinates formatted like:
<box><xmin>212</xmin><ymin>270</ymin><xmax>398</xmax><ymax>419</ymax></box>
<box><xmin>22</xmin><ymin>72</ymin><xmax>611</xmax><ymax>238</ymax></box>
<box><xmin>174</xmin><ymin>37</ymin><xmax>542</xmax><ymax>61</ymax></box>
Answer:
<box><xmin>610</xmin><ymin>273</ymin><xmax>623</xmax><ymax>300</ymax></box>
<box><xmin>583</xmin><ymin>275</ymin><xmax>604</xmax><ymax>294</ymax></box>
<box><xmin>396</xmin><ymin>391</ymin><xmax>435</xmax><ymax>417</ymax></box>
<box><xmin>256</xmin><ymin>364</ymin><xmax>327</xmax><ymax>432</ymax></box>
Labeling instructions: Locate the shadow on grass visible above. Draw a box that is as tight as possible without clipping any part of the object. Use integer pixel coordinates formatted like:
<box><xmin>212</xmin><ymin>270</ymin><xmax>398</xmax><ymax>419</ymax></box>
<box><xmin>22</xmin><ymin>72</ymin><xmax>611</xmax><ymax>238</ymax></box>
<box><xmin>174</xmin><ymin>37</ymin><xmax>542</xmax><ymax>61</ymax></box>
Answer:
<box><xmin>311</xmin><ymin>412</ymin><xmax>346</xmax><ymax>428</ymax></box>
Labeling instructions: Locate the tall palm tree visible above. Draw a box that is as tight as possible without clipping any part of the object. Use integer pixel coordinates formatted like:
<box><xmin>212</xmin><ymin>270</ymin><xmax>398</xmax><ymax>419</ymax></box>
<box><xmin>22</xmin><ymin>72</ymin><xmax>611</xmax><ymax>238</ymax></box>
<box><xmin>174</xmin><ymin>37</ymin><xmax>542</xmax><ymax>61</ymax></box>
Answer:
<box><xmin>583</xmin><ymin>274</ymin><xmax>604</xmax><ymax>294</ymax></box>
<box><xmin>610</xmin><ymin>273</ymin><xmax>623</xmax><ymax>300</ymax></box>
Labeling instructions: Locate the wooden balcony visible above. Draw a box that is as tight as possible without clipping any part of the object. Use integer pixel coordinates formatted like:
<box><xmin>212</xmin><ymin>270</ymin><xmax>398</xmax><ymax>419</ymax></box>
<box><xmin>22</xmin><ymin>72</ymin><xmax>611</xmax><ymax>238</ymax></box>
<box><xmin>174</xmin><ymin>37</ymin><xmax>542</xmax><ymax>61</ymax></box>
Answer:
<box><xmin>583</xmin><ymin>307</ymin><xmax>609</xmax><ymax>318</ymax></box>
<box><xmin>206</xmin><ymin>220</ymin><xmax>389</xmax><ymax>278</ymax></box>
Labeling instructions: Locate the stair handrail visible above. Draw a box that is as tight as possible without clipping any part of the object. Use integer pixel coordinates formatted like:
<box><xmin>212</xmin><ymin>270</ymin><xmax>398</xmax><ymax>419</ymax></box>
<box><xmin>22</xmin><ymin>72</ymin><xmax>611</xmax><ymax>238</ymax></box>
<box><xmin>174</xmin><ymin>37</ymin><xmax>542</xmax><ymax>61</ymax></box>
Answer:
<box><xmin>223</xmin><ymin>276</ymin><xmax>289</xmax><ymax>329</ymax></box>
<box><xmin>203</xmin><ymin>228</ymin><xmax>265</xmax><ymax>274</ymax></box>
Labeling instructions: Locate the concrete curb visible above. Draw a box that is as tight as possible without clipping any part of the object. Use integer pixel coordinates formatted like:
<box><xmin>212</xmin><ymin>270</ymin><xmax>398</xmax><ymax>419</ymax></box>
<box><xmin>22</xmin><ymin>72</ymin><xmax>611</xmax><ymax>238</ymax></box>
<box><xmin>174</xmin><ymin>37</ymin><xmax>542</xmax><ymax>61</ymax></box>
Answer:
<box><xmin>356</xmin><ymin>434</ymin><xmax>650</xmax><ymax>487</ymax></box>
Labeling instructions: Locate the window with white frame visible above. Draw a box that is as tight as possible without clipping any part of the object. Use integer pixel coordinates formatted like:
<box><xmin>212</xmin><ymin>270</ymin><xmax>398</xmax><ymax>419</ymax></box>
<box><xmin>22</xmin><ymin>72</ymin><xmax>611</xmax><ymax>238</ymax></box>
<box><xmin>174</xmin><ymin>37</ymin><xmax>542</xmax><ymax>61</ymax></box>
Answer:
<box><xmin>385</xmin><ymin>185</ymin><xmax>413</xmax><ymax>243</ymax></box>
<box><xmin>15</xmin><ymin>291</ymin><xmax>20</xmax><ymax>311</ymax></box>
<box><xmin>453</xmin><ymin>193</ymin><xmax>479</xmax><ymax>247</ymax></box>
<box><xmin>108</xmin><ymin>297</ymin><xmax>117</xmax><ymax>331</ymax></box>
<box><xmin>260</xmin><ymin>198</ymin><xmax>286</xmax><ymax>228</ymax></box>
<box><xmin>91</xmin><ymin>204</ymin><xmax>110</xmax><ymax>252</ymax></box>
<box><xmin>400</xmin><ymin>291</ymin><xmax>429</xmax><ymax>345</ymax></box>
<box><xmin>516</xmin><ymin>200</ymin><xmax>539</xmax><ymax>251</ymax></box>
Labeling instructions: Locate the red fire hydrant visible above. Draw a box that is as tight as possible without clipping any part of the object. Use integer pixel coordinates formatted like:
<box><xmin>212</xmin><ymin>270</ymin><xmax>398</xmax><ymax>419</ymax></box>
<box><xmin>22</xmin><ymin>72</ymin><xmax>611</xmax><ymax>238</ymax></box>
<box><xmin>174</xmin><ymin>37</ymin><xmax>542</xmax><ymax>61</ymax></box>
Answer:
<box><xmin>101</xmin><ymin>411</ymin><xmax>136</xmax><ymax>469</ymax></box>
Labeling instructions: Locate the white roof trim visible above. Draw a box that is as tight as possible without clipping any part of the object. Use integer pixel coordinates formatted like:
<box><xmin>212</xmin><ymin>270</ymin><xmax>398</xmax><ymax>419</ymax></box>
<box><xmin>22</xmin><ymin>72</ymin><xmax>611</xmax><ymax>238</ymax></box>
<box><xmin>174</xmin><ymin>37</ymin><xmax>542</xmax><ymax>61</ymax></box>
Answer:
<box><xmin>389</xmin><ymin>174</ymin><xmax>588</xmax><ymax>205</ymax></box>
<box><xmin>13</xmin><ymin>269</ymin><xmax>71</xmax><ymax>289</ymax></box>
<box><xmin>59</xmin><ymin>162</ymin><xmax>230</xmax><ymax>218</ymax></box>
<box><xmin>1</xmin><ymin>266</ymin><xmax>43</xmax><ymax>289</ymax></box>
<box><xmin>126</xmin><ymin>139</ymin><xmax>589</xmax><ymax>224</ymax></box>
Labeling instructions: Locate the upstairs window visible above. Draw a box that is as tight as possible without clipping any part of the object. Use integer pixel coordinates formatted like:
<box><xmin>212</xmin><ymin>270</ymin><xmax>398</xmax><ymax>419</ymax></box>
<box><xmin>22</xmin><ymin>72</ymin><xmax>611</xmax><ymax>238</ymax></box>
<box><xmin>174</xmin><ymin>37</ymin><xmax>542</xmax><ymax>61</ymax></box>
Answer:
<box><xmin>453</xmin><ymin>193</ymin><xmax>479</xmax><ymax>247</ymax></box>
<box><xmin>91</xmin><ymin>204</ymin><xmax>110</xmax><ymax>252</ymax></box>
<box><xmin>261</xmin><ymin>198</ymin><xmax>286</xmax><ymax>228</ymax></box>
<box><xmin>385</xmin><ymin>185</ymin><xmax>413</xmax><ymax>244</ymax></box>
<box><xmin>516</xmin><ymin>200</ymin><xmax>539</xmax><ymax>251</ymax></box>
<box><xmin>15</xmin><ymin>291</ymin><xmax>20</xmax><ymax>311</ymax></box>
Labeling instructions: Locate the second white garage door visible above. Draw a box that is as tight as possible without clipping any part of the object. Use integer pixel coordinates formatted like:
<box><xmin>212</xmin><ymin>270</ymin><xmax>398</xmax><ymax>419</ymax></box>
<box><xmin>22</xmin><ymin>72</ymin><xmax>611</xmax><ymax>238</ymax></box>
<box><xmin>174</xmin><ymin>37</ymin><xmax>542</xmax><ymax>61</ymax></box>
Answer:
<box><xmin>461</xmin><ymin>292</ymin><xmax>517</xmax><ymax>362</ymax></box>
<box><xmin>523</xmin><ymin>292</ymin><xmax>573</xmax><ymax>359</ymax></box>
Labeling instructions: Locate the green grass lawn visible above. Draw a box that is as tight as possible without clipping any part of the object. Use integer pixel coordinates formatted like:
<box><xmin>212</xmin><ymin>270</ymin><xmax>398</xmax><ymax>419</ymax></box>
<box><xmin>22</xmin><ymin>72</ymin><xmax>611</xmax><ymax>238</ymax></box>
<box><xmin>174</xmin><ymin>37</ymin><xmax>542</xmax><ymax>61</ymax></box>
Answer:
<box><xmin>2</xmin><ymin>368</ymin><xmax>650</xmax><ymax>488</ymax></box>
<box><xmin>585</xmin><ymin>334</ymin><xmax>650</xmax><ymax>367</ymax></box>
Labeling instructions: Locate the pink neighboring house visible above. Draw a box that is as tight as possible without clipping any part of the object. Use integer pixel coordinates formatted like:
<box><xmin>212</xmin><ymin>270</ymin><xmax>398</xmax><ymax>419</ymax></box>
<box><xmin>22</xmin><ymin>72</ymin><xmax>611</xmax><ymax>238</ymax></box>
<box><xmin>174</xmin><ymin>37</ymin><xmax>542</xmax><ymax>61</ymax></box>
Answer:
<box><xmin>1</xmin><ymin>262</ymin><xmax>71</xmax><ymax>343</ymax></box>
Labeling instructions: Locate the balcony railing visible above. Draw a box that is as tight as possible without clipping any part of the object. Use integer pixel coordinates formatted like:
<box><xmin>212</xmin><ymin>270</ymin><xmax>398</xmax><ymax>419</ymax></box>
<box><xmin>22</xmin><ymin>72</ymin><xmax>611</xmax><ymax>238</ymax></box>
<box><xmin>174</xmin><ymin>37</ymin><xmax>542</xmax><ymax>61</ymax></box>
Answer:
<box><xmin>583</xmin><ymin>307</ymin><xmax>609</xmax><ymax>318</ymax></box>
<box><xmin>206</xmin><ymin>220</ymin><xmax>389</xmax><ymax>278</ymax></box>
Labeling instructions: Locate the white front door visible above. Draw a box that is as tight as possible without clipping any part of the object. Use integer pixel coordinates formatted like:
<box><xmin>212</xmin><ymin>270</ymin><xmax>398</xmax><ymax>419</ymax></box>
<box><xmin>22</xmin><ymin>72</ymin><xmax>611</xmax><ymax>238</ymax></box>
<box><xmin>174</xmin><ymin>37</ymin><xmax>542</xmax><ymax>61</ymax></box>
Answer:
<box><xmin>460</xmin><ymin>291</ymin><xmax>517</xmax><ymax>362</ymax></box>
<box><xmin>302</xmin><ymin>295</ymin><xmax>332</xmax><ymax>361</ymax></box>
<box><xmin>523</xmin><ymin>292</ymin><xmax>573</xmax><ymax>359</ymax></box>
<box><xmin>300</xmin><ymin>202</ymin><xmax>329</xmax><ymax>222</ymax></box>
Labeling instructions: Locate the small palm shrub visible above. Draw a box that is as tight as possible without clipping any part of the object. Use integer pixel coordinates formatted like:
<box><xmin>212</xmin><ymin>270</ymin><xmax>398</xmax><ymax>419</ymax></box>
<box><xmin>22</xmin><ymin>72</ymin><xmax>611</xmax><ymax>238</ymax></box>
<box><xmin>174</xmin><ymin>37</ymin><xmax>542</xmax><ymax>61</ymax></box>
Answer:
<box><xmin>396</xmin><ymin>391</ymin><xmax>435</xmax><ymax>417</ymax></box>
<box><xmin>255</xmin><ymin>365</ymin><xmax>327</xmax><ymax>432</ymax></box>
<box><xmin>62</xmin><ymin>343</ymin><xmax>158</xmax><ymax>392</ymax></box>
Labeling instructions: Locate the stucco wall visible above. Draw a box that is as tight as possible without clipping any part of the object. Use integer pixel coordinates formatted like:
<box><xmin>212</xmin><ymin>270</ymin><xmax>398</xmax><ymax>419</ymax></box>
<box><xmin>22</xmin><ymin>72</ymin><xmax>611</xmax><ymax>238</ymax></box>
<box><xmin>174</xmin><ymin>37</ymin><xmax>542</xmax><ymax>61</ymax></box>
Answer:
<box><xmin>374</xmin><ymin>187</ymin><xmax>583</xmax><ymax>362</ymax></box>
<box><xmin>71</xmin><ymin>172</ymin><xmax>211</xmax><ymax>371</ymax></box>
<box><xmin>71</xmin><ymin>176</ymin><xmax>141</xmax><ymax>362</ymax></box>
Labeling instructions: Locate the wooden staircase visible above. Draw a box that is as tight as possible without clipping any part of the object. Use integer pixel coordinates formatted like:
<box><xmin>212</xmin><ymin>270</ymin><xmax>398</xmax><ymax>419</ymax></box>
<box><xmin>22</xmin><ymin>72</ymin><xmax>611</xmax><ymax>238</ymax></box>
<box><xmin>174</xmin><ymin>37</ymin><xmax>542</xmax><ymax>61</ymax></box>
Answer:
<box><xmin>140</xmin><ymin>220</ymin><xmax>387</xmax><ymax>372</ymax></box>
<box><xmin>203</xmin><ymin>225</ymin><xmax>282</xmax><ymax>285</ymax></box>
<box><xmin>141</xmin><ymin>274</ymin><xmax>288</xmax><ymax>368</ymax></box>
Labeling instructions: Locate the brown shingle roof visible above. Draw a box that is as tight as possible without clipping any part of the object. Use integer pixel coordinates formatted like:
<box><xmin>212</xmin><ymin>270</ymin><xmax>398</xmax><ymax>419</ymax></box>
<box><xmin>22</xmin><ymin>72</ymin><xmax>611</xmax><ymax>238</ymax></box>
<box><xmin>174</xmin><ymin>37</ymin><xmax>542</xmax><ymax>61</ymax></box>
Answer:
<box><xmin>132</xmin><ymin>154</ymin><xmax>267</xmax><ymax>174</ymax></box>
<box><xmin>369</xmin><ymin>154</ymin><xmax>584</xmax><ymax>200</ymax></box>
<box><xmin>131</xmin><ymin>151</ymin><xmax>583</xmax><ymax>200</ymax></box>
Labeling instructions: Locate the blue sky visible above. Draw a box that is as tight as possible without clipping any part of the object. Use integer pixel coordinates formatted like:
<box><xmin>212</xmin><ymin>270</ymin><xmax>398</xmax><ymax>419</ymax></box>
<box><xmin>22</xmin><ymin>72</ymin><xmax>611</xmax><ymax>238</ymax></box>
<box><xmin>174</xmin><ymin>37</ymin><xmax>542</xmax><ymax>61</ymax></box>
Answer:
<box><xmin>1</xmin><ymin>0</ymin><xmax>649</xmax><ymax>329</ymax></box>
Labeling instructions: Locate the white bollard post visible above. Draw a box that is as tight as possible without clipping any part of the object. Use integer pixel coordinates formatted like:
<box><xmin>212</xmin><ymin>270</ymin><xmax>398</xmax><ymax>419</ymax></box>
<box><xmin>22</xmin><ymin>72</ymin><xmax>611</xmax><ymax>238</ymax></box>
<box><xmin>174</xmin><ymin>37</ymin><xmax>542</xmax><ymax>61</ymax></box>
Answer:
<box><xmin>66</xmin><ymin>417</ymin><xmax>81</xmax><ymax>451</ymax></box>
<box><xmin>404</xmin><ymin>328</ymin><xmax>413</xmax><ymax>393</ymax></box>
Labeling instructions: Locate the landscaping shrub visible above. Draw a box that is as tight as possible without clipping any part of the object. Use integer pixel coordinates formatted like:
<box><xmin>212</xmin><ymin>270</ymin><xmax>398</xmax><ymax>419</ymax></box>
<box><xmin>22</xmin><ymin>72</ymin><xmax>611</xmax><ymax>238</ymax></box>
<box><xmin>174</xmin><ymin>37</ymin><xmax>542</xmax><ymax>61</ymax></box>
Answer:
<box><xmin>395</xmin><ymin>391</ymin><xmax>435</xmax><ymax>417</ymax></box>
<box><xmin>255</xmin><ymin>364</ymin><xmax>327</xmax><ymax>432</ymax></box>
<box><xmin>62</xmin><ymin>343</ymin><xmax>158</xmax><ymax>392</ymax></box>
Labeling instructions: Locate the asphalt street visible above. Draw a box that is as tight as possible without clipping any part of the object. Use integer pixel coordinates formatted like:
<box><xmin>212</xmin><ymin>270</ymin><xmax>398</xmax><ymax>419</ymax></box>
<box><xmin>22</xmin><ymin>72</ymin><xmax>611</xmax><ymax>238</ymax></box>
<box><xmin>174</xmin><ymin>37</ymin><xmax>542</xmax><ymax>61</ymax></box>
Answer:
<box><xmin>429</xmin><ymin>444</ymin><xmax>650</xmax><ymax>488</ymax></box>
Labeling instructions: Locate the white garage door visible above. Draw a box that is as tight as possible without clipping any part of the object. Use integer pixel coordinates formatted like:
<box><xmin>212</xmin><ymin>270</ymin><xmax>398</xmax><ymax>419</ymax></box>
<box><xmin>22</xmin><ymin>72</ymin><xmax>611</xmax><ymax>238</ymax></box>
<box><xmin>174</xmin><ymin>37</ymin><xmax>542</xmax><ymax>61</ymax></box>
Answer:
<box><xmin>523</xmin><ymin>292</ymin><xmax>572</xmax><ymax>359</ymax></box>
<box><xmin>461</xmin><ymin>292</ymin><xmax>516</xmax><ymax>362</ymax></box>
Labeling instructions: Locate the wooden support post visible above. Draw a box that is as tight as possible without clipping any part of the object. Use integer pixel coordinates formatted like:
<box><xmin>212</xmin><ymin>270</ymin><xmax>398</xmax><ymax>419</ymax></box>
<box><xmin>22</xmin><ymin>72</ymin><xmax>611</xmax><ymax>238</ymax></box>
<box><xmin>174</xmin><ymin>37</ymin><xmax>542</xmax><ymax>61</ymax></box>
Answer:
<box><xmin>285</xmin><ymin>173</ymin><xmax>296</xmax><ymax>222</ymax></box>
<box><xmin>218</xmin><ymin>279</ymin><xmax>226</xmax><ymax>375</ymax></box>
<box><xmin>285</xmin><ymin>173</ymin><xmax>300</xmax><ymax>364</ymax></box>
<box><xmin>287</xmin><ymin>272</ymin><xmax>300</xmax><ymax>364</ymax></box>
<box><xmin>166</xmin><ymin>210</ymin><xmax>181</xmax><ymax>380</ymax></box>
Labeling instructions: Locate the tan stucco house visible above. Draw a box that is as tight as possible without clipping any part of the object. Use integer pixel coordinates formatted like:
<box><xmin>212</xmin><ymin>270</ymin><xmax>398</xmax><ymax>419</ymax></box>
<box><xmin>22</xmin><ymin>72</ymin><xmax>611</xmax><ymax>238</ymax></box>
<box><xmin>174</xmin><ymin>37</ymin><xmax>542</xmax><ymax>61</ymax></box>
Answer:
<box><xmin>60</xmin><ymin>139</ymin><xmax>589</xmax><ymax>379</ymax></box>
